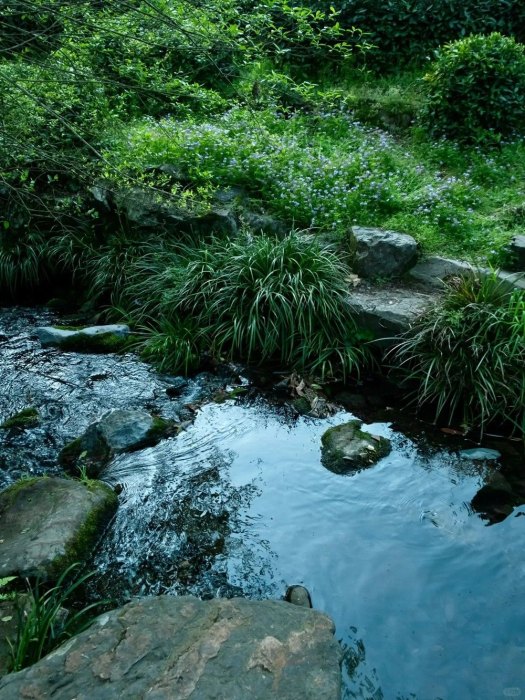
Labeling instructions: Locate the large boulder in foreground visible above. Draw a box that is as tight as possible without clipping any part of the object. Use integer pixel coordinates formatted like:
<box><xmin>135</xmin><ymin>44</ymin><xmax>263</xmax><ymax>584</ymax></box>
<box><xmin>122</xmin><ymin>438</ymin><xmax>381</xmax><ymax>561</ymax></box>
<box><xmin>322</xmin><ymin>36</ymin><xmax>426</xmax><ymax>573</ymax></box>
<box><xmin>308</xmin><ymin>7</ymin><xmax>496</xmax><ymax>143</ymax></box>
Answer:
<box><xmin>0</xmin><ymin>596</ymin><xmax>342</xmax><ymax>700</ymax></box>
<box><xmin>0</xmin><ymin>477</ymin><xmax>117</xmax><ymax>579</ymax></box>
<box><xmin>321</xmin><ymin>420</ymin><xmax>391</xmax><ymax>474</ymax></box>
<box><xmin>59</xmin><ymin>409</ymin><xmax>176</xmax><ymax>478</ymax></box>
<box><xmin>350</xmin><ymin>226</ymin><xmax>418</xmax><ymax>279</ymax></box>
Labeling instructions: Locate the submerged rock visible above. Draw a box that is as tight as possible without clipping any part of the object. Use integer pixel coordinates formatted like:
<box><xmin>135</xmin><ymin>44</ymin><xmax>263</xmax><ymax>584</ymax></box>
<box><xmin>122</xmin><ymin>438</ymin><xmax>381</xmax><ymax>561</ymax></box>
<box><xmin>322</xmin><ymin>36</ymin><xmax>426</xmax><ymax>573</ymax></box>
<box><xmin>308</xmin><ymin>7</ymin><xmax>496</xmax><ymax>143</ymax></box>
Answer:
<box><xmin>0</xmin><ymin>407</ymin><xmax>39</xmax><ymax>430</ymax></box>
<box><xmin>459</xmin><ymin>448</ymin><xmax>501</xmax><ymax>461</ymax></box>
<box><xmin>285</xmin><ymin>585</ymin><xmax>312</xmax><ymax>608</ymax></box>
<box><xmin>350</xmin><ymin>226</ymin><xmax>418</xmax><ymax>279</ymax></box>
<box><xmin>0</xmin><ymin>477</ymin><xmax>117</xmax><ymax>579</ymax></box>
<box><xmin>321</xmin><ymin>420</ymin><xmax>391</xmax><ymax>474</ymax></box>
<box><xmin>36</xmin><ymin>325</ymin><xmax>130</xmax><ymax>352</ymax></box>
<box><xmin>59</xmin><ymin>409</ymin><xmax>176</xmax><ymax>478</ymax></box>
<box><xmin>0</xmin><ymin>596</ymin><xmax>342</xmax><ymax>700</ymax></box>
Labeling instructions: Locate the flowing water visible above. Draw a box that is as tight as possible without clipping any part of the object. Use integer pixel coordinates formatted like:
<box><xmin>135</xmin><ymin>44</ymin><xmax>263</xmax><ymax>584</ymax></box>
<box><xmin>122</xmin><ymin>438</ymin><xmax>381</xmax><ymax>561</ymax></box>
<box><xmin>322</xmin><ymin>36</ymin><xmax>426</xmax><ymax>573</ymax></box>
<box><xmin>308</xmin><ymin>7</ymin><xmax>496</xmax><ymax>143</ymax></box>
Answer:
<box><xmin>1</xmin><ymin>308</ymin><xmax>524</xmax><ymax>700</ymax></box>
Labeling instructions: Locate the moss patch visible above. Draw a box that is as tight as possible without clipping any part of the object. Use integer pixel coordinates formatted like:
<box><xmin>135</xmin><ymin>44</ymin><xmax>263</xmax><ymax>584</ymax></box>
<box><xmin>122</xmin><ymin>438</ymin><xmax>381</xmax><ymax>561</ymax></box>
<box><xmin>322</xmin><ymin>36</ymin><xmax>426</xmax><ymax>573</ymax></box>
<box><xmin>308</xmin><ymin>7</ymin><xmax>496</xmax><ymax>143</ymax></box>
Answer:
<box><xmin>51</xmin><ymin>481</ymin><xmax>118</xmax><ymax>578</ymax></box>
<box><xmin>57</xmin><ymin>332</ymin><xmax>135</xmax><ymax>354</ymax></box>
<box><xmin>1</xmin><ymin>407</ymin><xmax>39</xmax><ymax>430</ymax></box>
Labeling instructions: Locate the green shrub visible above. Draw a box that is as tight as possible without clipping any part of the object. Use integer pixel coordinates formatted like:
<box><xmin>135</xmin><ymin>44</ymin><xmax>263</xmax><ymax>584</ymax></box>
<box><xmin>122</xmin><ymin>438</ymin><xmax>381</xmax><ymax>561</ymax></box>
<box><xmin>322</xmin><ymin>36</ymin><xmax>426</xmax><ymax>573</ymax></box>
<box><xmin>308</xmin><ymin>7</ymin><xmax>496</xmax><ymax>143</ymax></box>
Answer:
<box><xmin>421</xmin><ymin>33</ymin><xmax>525</xmax><ymax>143</ymax></box>
<box><xmin>158</xmin><ymin>233</ymin><xmax>369</xmax><ymax>378</ymax></box>
<box><xmin>391</xmin><ymin>272</ymin><xmax>525</xmax><ymax>437</ymax></box>
<box><xmin>313</xmin><ymin>0</ymin><xmax>525</xmax><ymax>66</ymax></box>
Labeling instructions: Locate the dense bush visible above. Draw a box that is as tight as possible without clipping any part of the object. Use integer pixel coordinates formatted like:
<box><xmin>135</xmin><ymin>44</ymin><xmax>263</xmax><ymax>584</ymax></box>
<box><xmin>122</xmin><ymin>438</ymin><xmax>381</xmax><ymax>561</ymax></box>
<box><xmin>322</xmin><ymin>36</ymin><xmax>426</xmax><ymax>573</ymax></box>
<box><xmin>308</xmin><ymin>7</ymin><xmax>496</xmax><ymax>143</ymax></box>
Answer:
<box><xmin>137</xmin><ymin>233</ymin><xmax>369</xmax><ymax>378</ymax></box>
<box><xmin>420</xmin><ymin>33</ymin><xmax>525</xmax><ymax>143</ymax></box>
<box><xmin>392</xmin><ymin>273</ymin><xmax>525</xmax><ymax>437</ymax></box>
<box><xmin>313</xmin><ymin>0</ymin><xmax>525</xmax><ymax>65</ymax></box>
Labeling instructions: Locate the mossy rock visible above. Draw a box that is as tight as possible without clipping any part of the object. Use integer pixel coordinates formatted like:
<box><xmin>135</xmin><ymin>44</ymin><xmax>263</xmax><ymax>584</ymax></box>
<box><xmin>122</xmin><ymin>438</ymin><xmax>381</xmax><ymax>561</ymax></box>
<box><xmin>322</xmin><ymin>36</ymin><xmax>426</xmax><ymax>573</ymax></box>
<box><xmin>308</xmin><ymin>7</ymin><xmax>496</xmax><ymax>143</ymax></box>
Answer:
<box><xmin>59</xmin><ymin>410</ymin><xmax>178</xmax><ymax>478</ymax></box>
<box><xmin>35</xmin><ymin>325</ymin><xmax>133</xmax><ymax>353</ymax></box>
<box><xmin>321</xmin><ymin>420</ymin><xmax>391</xmax><ymax>474</ymax></box>
<box><xmin>0</xmin><ymin>407</ymin><xmax>39</xmax><ymax>430</ymax></box>
<box><xmin>0</xmin><ymin>477</ymin><xmax>118</xmax><ymax>580</ymax></box>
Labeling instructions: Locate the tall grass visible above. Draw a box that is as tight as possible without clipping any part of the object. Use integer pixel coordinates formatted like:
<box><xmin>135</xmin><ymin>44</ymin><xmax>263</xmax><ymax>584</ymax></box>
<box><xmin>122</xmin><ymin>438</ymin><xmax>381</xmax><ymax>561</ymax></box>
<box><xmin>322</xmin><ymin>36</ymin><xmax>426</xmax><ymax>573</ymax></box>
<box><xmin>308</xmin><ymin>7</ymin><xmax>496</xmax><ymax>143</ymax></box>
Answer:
<box><xmin>156</xmin><ymin>232</ymin><xmax>369</xmax><ymax>378</ymax></box>
<box><xmin>10</xmin><ymin>564</ymin><xmax>101</xmax><ymax>672</ymax></box>
<box><xmin>392</xmin><ymin>273</ymin><xmax>525</xmax><ymax>436</ymax></box>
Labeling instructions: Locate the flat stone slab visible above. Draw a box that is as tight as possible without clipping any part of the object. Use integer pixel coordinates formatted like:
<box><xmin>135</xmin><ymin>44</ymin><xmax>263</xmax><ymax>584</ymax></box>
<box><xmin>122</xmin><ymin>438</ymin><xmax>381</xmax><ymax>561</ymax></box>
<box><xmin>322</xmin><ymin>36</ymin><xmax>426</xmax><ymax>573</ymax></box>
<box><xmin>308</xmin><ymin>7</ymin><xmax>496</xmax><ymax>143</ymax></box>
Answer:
<box><xmin>0</xmin><ymin>477</ymin><xmax>117</xmax><ymax>579</ymax></box>
<box><xmin>408</xmin><ymin>256</ymin><xmax>474</xmax><ymax>289</ymax></box>
<box><xmin>348</xmin><ymin>286</ymin><xmax>437</xmax><ymax>344</ymax></box>
<box><xmin>0</xmin><ymin>596</ymin><xmax>342</xmax><ymax>700</ymax></box>
<box><xmin>509</xmin><ymin>234</ymin><xmax>525</xmax><ymax>271</ymax></box>
<box><xmin>36</xmin><ymin>325</ymin><xmax>130</xmax><ymax>351</ymax></box>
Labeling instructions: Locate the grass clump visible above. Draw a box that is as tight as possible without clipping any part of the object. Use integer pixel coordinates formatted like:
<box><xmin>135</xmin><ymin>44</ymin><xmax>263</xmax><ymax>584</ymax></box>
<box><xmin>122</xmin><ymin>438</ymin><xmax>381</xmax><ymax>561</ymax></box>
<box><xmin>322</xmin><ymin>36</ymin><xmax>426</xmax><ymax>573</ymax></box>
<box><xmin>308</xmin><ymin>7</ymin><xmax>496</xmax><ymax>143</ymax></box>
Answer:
<box><xmin>152</xmin><ymin>233</ymin><xmax>369</xmax><ymax>379</ymax></box>
<box><xmin>392</xmin><ymin>272</ymin><xmax>525</xmax><ymax>437</ymax></box>
<box><xmin>9</xmin><ymin>563</ymin><xmax>101</xmax><ymax>672</ymax></box>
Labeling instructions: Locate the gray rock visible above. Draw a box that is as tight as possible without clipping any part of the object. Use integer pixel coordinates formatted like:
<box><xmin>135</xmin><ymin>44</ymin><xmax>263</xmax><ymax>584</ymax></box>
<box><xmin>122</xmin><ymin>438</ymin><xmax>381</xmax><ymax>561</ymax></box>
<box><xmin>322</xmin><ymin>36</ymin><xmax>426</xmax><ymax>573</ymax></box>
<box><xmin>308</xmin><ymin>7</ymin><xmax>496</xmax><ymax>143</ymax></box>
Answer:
<box><xmin>59</xmin><ymin>409</ymin><xmax>175</xmax><ymax>478</ymax></box>
<box><xmin>350</xmin><ymin>227</ymin><xmax>418</xmax><ymax>279</ymax></box>
<box><xmin>321</xmin><ymin>420</ymin><xmax>391</xmax><ymax>474</ymax></box>
<box><xmin>0</xmin><ymin>477</ymin><xmax>117</xmax><ymax>579</ymax></box>
<box><xmin>492</xmin><ymin>269</ymin><xmax>525</xmax><ymax>293</ymax></box>
<box><xmin>347</xmin><ymin>287</ymin><xmax>437</xmax><ymax>345</ymax></box>
<box><xmin>36</xmin><ymin>325</ymin><xmax>129</xmax><ymax>351</ymax></box>
<box><xmin>0</xmin><ymin>596</ymin><xmax>342</xmax><ymax>700</ymax></box>
<box><xmin>408</xmin><ymin>256</ymin><xmax>474</xmax><ymax>289</ymax></box>
<box><xmin>509</xmin><ymin>235</ymin><xmax>525</xmax><ymax>271</ymax></box>
<box><xmin>244</xmin><ymin>212</ymin><xmax>289</xmax><ymax>237</ymax></box>
<box><xmin>285</xmin><ymin>585</ymin><xmax>312</xmax><ymax>608</ymax></box>
<box><xmin>114</xmin><ymin>188</ymin><xmax>237</xmax><ymax>237</ymax></box>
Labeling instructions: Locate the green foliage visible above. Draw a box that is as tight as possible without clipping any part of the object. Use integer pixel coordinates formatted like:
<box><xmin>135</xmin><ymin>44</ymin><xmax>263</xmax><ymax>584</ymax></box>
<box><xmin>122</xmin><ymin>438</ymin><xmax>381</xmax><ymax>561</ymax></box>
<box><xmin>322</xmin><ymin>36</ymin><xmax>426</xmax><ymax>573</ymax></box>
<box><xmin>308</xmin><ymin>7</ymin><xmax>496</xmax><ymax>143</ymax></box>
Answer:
<box><xmin>157</xmin><ymin>233</ymin><xmax>369</xmax><ymax>378</ymax></box>
<box><xmin>140</xmin><ymin>318</ymin><xmax>202</xmax><ymax>374</ymax></box>
<box><xmin>0</xmin><ymin>408</ymin><xmax>39</xmax><ymax>430</ymax></box>
<box><xmin>421</xmin><ymin>33</ymin><xmax>525</xmax><ymax>143</ymax></box>
<box><xmin>10</xmin><ymin>563</ymin><xmax>101</xmax><ymax>672</ymax></box>
<box><xmin>392</xmin><ymin>273</ymin><xmax>525</xmax><ymax>437</ymax></box>
<box><xmin>313</xmin><ymin>0</ymin><xmax>525</xmax><ymax>66</ymax></box>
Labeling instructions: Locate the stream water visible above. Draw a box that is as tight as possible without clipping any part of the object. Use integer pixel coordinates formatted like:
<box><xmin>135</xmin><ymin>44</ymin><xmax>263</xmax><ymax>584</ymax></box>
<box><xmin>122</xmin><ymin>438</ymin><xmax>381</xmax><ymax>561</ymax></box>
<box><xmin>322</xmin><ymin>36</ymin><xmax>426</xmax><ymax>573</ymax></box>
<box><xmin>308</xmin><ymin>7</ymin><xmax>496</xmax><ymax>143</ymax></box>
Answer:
<box><xmin>1</xmin><ymin>308</ymin><xmax>524</xmax><ymax>700</ymax></box>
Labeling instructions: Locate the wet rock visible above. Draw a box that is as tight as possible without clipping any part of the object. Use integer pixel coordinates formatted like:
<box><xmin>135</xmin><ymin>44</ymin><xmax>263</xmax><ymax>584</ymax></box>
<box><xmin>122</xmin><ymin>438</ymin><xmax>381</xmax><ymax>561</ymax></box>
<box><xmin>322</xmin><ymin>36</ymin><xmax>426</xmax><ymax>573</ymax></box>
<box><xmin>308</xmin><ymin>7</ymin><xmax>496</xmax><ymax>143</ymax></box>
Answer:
<box><xmin>0</xmin><ymin>596</ymin><xmax>342</xmax><ymax>700</ymax></box>
<box><xmin>165</xmin><ymin>376</ymin><xmax>189</xmax><ymax>398</ymax></box>
<box><xmin>321</xmin><ymin>420</ymin><xmax>391</xmax><ymax>474</ymax></box>
<box><xmin>0</xmin><ymin>477</ymin><xmax>117</xmax><ymax>579</ymax></box>
<box><xmin>408</xmin><ymin>256</ymin><xmax>474</xmax><ymax>290</ymax></box>
<box><xmin>460</xmin><ymin>448</ymin><xmax>501</xmax><ymax>461</ymax></box>
<box><xmin>35</xmin><ymin>325</ymin><xmax>130</xmax><ymax>352</ymax></box>
<box><xmin>350</xmin><ymin>227</ymin><xmax>418</xmax><ymax>279</ymax></box>
<box><xmin>471</xmin><ymin>473</ymin><xmax>518</xmax><ymax>524</ymax></box>
<box><xmin>59</xmin><ymin>409</ymin><xmax>176</xmax><ymax>478</ymax></box>
<box><xmin>347</xmin><ymin>286</ymin><xmax>437</xmax><ymax>346</ymax></box>
<box><xmin>285</xmin><ymin>585</ymin><xmax>312</xmax><ymax>608</ymax></box>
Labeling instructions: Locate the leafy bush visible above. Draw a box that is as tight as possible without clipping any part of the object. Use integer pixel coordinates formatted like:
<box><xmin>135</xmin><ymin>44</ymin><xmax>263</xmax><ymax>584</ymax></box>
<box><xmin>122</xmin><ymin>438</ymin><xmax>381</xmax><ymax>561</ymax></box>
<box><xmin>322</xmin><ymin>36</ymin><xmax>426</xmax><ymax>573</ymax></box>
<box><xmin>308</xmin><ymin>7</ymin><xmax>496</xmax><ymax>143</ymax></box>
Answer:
<box><xmin>392</xmin><ymin>273</ymin><xmax>525</xmax><ymax>437</ymax></box>
<box><xmin>421</xmin><ymin>33</ymin><xmax>525</xmax><ymax>143</ymax></box>
<box><xmin>313</xmin><ymin>0</ymin><xmax>525</xmax><ymax>66</ymax></box>
<box><xmin>155</xmin><ymin>233</ymin><xmax>369</xmax><ymax>378</ymax></box>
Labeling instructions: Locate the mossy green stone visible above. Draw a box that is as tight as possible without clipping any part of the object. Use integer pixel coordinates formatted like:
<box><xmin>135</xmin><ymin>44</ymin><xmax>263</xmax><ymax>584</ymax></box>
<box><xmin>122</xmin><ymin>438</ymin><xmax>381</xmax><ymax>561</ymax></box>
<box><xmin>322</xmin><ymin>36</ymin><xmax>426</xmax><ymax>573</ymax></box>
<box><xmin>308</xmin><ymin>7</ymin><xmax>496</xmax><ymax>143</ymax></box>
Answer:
<box><xmin>0</xmin><ymin>477</ymin><xmax>118</xmax><ymax>580</ymax></box>
<box><xmin>0</xmin><ymin>408</ymin><xmax>39</xmax><ymax>430</ymax></box>
<box><xmin>321</xmin><ymin>420</ymin><xmax>391</xmax><ymax>474</ymax></box>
